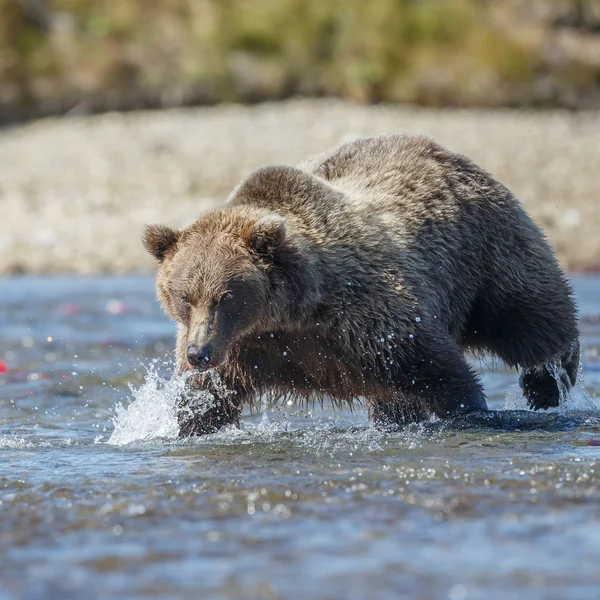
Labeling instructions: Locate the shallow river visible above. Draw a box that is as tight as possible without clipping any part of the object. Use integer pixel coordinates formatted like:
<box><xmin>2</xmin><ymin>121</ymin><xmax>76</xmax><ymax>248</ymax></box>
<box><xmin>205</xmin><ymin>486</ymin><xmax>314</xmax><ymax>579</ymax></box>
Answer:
<box><xmin>1</xmin><ymin>275</ymin><xmax>600</xmax><ymax>600</ymax></box>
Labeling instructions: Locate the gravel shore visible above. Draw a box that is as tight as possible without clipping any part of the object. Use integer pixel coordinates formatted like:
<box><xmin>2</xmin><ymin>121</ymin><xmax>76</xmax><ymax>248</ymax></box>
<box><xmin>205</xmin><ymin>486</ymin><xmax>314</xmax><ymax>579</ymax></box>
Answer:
<box><xmin>1</xmin><ymin>99</ymin><xmax>598</xmax><ymax>274</ymax></box>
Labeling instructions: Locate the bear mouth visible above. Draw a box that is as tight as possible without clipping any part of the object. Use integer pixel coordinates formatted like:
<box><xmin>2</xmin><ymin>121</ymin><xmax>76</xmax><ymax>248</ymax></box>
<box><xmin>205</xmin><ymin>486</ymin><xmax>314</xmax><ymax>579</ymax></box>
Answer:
<box><xmin>188</xmin><ymin>358</ymin><xmax>222</xmax><ymax>372</ymax></box>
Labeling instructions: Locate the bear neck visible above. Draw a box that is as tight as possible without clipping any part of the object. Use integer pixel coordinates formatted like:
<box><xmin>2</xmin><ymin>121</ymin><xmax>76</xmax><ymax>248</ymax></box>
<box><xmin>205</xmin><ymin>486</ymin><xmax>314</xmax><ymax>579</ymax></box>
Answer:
<box><xmin>229</xmin><ymin>164</ymin><xmax>348</xmax><ymax>329</ymax></box>
<box><xmin>267</xmin><ymin>226</ymin><xmax>324</xmax><ymax>328</ymax></box>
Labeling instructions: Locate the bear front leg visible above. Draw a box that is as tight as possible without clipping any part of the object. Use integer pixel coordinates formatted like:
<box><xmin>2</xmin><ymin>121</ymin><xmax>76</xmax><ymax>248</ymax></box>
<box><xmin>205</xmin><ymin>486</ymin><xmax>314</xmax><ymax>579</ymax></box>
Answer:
<box><xmin>384</xmin><ymin>339</ymin><xmax>487</xmax><ymax>423</ymax></box>
<box><xmin>519</xmin><ymin>340</ymin><xmax>580</xmax><ymax>411</ymax></box>
<box><xmin>178</xmin><ymin>371</ymin><xmax>244</xmax><ymax>436</ymax></box>
<box><xmin>369</xmin><ymin>394</ymin><xmax>429</xmax><ymax>427</ymax></box>
<box><xmin>174</xmin><ymin>324</ymin><xmax>244</xmax><ymax>437</ymax></box>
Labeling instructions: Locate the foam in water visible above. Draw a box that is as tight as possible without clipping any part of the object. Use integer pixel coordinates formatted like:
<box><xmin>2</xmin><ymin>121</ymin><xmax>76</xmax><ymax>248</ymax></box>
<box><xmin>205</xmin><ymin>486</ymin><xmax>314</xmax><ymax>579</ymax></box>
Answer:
<box><xmin>0</xmin><ymin>437</ymin><xmax>36</xmax><ymax>449</ymax></box>
<box><xmin>504</xmin><ymin>360</ymin><xmax>596</xmax><ymax>412</ymax></box>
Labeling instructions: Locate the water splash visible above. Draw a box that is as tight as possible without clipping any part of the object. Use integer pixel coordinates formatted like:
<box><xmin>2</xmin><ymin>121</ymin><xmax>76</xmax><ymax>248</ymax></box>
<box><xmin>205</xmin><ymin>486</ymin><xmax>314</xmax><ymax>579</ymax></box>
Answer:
<box><xmin>108</xmin><ymin>366</ymin><xmax>239</xmax><ymax>445</ymax></box>
<box><xmin>556</xmin><ymin>360</ymin><xmax>596</xmax><ymax>412</ymax></box>
<box><xmin>0</xmin><ymin>437</ymin><xmax>37</xmax><ymax>449</ymax></box>
<box><xmin>503</xmin><ymin>383</ymin><xmax>529</xmax><ymax>411</ymax></box>
<box><xmin>108</xmin><ymin>365</ymin><xmax>182</xmax><ymax>445</ymax></box>
<box><xmin>222</xmin><ymin>413</ymin><xmax>428</xmax><ymax>452</ymax></box>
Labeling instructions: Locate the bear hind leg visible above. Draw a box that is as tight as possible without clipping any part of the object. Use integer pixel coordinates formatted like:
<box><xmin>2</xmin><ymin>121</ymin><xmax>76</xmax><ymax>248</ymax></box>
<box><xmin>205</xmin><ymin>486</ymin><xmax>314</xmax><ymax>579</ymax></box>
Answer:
<box><xmin>371</xmin><ymin>339</ymin><xmax>487</xmax><ymax>426</ymax></box>
<box><xmin>519</xmin><ymin>340</ymin><xmax>580</xmax><ymax>410</ymax></box>
<box><xmin>463</xmin><ymin>282</ymin><xmax>579</xmax><ymax>411</ymax></box>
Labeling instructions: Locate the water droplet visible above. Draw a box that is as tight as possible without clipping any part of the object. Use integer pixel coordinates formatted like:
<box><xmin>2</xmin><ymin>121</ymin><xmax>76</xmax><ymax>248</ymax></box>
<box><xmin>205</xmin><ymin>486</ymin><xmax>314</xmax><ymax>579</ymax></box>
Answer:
<box><xmin>207</xmin><ymin>530</ymin><xmax>220</xmax><ymax>542</ymax></box>
<box><xmin>449</xmin><ymin>584</ymin><xmax>467</xmax><ymax>600</ymax></box>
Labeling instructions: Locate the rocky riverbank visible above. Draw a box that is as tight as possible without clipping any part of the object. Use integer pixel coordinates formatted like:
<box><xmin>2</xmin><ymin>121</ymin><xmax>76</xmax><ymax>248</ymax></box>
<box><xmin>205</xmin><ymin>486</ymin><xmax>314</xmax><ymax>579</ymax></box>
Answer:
<box><xmin>0</xmin><ymin>99</ymin><xmax>598</xmax><ymax>274</ymax></box>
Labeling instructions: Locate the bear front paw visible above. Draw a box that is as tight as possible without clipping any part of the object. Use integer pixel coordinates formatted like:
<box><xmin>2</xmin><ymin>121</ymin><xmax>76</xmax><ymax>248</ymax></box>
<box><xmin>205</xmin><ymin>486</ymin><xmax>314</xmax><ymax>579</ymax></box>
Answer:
<box><xmin>177</xmin><ymin>371</ymin><xmax>239</xmax><ymax>436</ymax></box>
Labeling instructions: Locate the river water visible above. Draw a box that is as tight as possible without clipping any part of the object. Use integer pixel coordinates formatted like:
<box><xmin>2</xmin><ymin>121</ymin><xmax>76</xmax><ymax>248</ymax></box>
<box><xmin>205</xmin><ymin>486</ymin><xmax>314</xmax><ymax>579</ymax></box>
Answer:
<box><xmin>1</xmin><ymin>275</ymin><xmax>600</xmax><ymax>600</ymax></box>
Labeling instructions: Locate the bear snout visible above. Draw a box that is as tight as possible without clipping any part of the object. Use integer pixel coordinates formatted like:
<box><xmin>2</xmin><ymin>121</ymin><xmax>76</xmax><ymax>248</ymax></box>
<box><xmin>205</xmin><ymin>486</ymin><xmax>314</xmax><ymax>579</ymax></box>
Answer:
<box><xmin>187</xmin><ymin>343</ymin><xmax>217</xmax><ymax>371</ymax></box>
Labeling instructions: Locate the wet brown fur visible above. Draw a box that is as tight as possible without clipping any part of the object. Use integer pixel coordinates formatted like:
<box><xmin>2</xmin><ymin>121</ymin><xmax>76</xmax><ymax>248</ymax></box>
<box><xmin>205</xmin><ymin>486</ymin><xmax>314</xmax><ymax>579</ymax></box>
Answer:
<box><xmin>143</xmin><ymin>134</ymin><xmax>579</xmax><ymax>435</ymax></box>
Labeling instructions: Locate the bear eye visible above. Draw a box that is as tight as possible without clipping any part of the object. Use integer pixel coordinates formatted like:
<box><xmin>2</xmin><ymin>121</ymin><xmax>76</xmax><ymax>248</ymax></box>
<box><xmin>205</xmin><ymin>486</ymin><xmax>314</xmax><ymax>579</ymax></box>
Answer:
<box><xmin>180</xmin><ymin>295</ymin><xmax>191</xmax><ymax>306</ymax></box>
<box><xmin>218</xmin><ymin>291</ymin><xmax>234</xmax><ymax>305</ymax></box>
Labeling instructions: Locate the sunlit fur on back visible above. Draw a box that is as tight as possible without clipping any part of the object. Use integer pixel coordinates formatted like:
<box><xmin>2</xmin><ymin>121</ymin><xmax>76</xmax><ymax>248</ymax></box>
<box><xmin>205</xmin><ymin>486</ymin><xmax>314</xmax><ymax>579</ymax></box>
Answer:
<box><xmin>144</xmin><ymin>134</ymin><xmax>579</xmax><ymax>436</ymax></box>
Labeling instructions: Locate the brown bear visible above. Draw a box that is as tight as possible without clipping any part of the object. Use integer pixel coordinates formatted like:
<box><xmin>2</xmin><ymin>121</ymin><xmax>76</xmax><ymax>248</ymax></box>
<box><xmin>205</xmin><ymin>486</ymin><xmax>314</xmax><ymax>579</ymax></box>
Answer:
<box><xmin>143</xmin><ymin>134</ymin><xmax>580</xmax><ymax>436</ymax></box>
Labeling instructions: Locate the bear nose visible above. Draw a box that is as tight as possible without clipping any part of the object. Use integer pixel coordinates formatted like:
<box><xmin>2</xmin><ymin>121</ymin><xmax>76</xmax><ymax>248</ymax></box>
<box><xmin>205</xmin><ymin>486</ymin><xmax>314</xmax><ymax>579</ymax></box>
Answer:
<box><xmin>187</xmin><ymin>343</ymin><xmax>212</xmax><ymax>368</ymax></box>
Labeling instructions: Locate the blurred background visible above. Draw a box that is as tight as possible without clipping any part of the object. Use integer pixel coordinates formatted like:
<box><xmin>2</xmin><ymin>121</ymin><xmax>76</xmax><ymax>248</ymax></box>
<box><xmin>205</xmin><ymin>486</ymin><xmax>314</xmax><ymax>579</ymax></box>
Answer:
<box><xmin>3</xmin><ymin>0</ymin><xmax>600</xmax><ymax>117</ymax></box>
<box><xmin>0</xmin><ymin>0</ymin><xmax>599</xmax><ymax>274</ymax></box>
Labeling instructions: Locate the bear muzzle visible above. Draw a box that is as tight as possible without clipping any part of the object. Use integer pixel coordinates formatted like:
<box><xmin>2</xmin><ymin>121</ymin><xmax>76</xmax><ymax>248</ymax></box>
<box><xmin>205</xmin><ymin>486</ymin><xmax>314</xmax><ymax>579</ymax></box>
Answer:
<box><xmin>187</xmin><ymin>343</ymin><xmax>221</xmax><ymax>371</ymax></box>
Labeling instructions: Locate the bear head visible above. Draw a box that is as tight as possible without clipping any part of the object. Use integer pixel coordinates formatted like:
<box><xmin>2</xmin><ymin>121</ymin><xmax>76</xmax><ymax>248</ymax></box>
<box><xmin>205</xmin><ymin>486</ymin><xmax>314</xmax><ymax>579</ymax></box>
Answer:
<box><xmin>143</xmin><ymin>209</ymin><xmax>286</xmax><ymax>372</ymax></box>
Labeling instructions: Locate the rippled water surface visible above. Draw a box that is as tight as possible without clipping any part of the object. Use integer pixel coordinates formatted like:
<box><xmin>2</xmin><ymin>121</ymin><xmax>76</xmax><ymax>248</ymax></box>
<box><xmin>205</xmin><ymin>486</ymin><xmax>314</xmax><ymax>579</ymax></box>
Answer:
<box><xmin>2</xmin><ymin>275</ymin><xmax>600</xmax><ymax>600</ymax></box>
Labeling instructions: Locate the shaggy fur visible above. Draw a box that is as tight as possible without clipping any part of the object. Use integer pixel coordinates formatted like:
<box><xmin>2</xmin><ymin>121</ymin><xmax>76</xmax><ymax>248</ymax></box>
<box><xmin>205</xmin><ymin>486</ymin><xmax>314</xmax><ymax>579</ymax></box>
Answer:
<box><xmin>143</xmin><ymin>134</ymin><xmax>579</xmax><ymax>436</ymax></box>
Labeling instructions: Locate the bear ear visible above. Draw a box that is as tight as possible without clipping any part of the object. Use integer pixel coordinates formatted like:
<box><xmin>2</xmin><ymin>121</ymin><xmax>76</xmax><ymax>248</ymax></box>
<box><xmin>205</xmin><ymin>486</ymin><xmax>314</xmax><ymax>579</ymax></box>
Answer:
<box><xmin>143</xmin><ymin>224</ymin><xmax>180</xmax><ymax>262</ymax></box>
<box><xmin>244</xmin><ymin>215</ymin><xmax>286</xmax><ymax>257</ymax></box>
